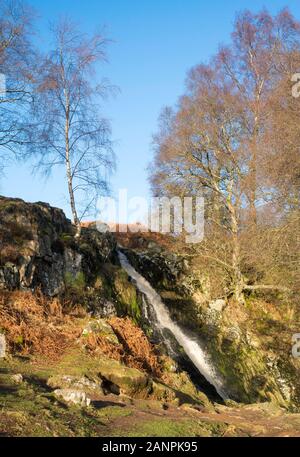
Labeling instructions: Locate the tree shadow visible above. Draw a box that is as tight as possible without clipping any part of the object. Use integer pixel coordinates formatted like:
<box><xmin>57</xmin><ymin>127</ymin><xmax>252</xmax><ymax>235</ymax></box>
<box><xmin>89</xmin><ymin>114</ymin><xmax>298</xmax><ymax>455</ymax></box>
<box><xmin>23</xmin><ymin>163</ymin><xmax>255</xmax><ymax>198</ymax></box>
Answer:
<box><xmin>92</xmin><ymin>399</ymin><xmax>126</xmax><ymax>409</ymax></box>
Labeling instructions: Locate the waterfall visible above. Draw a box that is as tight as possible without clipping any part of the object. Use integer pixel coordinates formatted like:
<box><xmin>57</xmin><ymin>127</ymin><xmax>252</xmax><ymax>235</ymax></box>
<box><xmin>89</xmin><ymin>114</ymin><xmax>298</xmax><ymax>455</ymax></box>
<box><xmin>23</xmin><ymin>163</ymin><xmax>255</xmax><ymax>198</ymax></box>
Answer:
<box><xmin>118</xmin><ymin>250</ymin><xmax>228</xmax><ymax>400</ymax></box>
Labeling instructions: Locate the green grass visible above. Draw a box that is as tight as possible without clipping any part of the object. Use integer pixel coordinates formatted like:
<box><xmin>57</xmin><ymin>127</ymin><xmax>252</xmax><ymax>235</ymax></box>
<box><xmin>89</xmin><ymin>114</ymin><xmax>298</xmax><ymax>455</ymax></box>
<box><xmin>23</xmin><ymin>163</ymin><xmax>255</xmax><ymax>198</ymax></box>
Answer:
<box><xmin>0</xmin><ymin>358</ymin><xmax>131</xmax><ymax>437</ymax></box>
<box><xmin>112</xmin><ymin>417</ymin><xmax>227</xmax><ymax>437</ymax></box>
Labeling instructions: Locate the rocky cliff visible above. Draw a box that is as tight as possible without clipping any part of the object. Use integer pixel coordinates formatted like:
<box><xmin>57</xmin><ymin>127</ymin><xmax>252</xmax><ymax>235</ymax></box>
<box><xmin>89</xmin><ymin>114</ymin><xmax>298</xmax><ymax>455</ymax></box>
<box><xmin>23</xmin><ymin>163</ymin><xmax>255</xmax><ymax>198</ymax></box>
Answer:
<box><xmin>0</xmin><ymin>196</ymin><xmax>117</xmax><ymax>296</ymax></box>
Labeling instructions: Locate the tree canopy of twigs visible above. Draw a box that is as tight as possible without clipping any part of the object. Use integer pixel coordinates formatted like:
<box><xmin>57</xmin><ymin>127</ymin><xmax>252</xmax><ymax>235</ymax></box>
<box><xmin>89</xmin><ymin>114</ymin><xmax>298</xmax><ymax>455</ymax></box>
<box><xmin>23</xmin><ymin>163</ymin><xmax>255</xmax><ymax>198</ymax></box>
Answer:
<box><xmin>31</xmin><ymin>18</ymin><xmax>115</xmax><ymax>236</ymax></box>
<box><xmin>0</xmin><ymin>0</ymin><xmax>37</xmax><ymax>174</ymax></box>
<box><xmin>150</xmin><ymin>8</ymin><xmax>300</xmax><ymax>304</ymax></box>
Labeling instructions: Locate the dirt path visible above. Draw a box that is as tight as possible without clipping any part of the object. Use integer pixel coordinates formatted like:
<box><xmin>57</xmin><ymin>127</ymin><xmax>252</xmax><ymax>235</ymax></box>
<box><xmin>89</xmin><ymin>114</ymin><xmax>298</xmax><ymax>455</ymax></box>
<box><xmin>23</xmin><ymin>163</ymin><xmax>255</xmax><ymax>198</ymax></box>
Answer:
<box><xmin>98</xmin><ymin>395</ymin><xmax>300</xmax><ymax>437</ymax></box>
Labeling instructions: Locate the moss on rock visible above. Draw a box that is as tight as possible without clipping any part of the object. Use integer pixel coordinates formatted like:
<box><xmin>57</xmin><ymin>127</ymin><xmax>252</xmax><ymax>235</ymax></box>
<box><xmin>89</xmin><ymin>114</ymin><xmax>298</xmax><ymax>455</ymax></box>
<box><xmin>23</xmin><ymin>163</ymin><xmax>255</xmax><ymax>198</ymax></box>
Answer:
<box><xmin>97</xmin><ymin>358</ymin><xmax>150</xmax><ymax>397</ymax></box>
<box><xmin>98</xmin><ymin>264</ymin><xmax>143</xmax><ymax>323</ymax></box>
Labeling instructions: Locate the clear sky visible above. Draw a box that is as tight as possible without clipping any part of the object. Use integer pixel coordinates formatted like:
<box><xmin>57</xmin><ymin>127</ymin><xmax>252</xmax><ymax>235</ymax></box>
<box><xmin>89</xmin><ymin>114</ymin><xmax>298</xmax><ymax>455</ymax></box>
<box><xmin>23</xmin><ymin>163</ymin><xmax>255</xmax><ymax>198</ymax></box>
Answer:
<box><xmin>2</xmin><ymin>0</ymin><xmax>300</xmax><ymax>220</ymax></box>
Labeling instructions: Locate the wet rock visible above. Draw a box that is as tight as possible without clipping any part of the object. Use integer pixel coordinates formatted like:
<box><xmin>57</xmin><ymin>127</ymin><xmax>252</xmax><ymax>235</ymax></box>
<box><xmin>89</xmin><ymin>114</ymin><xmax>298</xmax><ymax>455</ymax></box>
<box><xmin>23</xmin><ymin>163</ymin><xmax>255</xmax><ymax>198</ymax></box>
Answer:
<box><xmin>104</xmin><ymin>265</ymin><xmax>142</xmax><ymax>321</ymax></box>
<box><xmin>122</xmin><ymin>248</ymin><xmax>187</xmax><ymax>295</ymax></box>
<box><xmin>54</xmin><ymin>389</ymin><xmax>91</xmax><ymax>407</ymax></box>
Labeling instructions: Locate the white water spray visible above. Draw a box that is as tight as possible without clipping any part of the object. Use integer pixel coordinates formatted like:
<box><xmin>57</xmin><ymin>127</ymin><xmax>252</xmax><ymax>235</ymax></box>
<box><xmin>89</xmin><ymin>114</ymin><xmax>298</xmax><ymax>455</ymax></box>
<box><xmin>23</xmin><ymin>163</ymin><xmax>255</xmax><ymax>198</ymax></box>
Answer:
<box><xmin>118</xmin><ymin>251</ymin><xmax>228</xmax><ymax>400</ymax></box>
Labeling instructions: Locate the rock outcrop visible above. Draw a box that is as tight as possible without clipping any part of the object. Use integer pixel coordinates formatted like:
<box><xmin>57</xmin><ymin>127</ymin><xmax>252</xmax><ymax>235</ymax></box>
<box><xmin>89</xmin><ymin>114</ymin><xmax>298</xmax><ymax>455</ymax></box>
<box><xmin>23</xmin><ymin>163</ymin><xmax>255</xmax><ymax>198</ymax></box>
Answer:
<box><xmin>0</xmin><ymin>196</ymin><xmax>116</xmax><ymax>296</ymax></box>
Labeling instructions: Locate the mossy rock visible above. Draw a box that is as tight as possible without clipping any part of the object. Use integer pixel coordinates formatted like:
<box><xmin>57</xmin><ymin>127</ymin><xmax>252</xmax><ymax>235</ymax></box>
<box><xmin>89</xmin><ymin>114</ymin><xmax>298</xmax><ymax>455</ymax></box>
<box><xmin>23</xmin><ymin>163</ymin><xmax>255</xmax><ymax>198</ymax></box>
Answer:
<box><xmin>206</xmin><ymin>326</ymin><xmax>288</xmax><ymax>406</ymax></box>
<box><xmin>59</xmin><ymin>232</ymin><xmax>76</xmax><ymax>249</ymax></box>
<box><xmin>100</xmin><ymin>264</ymin><xmax>142</xmax><ymax>323</ymax></box>
<box><xmin>164</xmin><ymin>371</ymin><xmax>214</xmax><ymax>410</ymax></box>
<box><xmin>240</xmin><ymin>401</ymin><xmax>285</xmax><ymax>417</ymax></box>
<box><xmin>82</xmin><ymin>319</ymin><xmax>119</xmax><ymax>345</ymax></box>
<box><xmin>98</xmin><ymin>358</ymin><xmax>150</xmax><ymax>397</ymax></box>
<box><xmin>150</xmin><ymin>381</ymin><xmax>179</xmax><ymax>404</ymax></box>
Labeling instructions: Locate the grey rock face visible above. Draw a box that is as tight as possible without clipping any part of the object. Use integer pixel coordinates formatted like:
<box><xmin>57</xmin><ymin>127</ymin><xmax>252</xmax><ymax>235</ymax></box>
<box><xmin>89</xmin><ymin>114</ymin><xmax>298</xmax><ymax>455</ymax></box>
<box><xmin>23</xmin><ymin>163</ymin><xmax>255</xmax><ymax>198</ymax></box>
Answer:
<box><xmin>0</xmin><ymin>264</ymin><xmax>20</xmax><ymax>291</ymax></box>
<box><xmin>122</xmin><ymin>248</ymin><xmax>189</xmax><ymax>295</ymax></box>
<box><xmin>0</xmin><ymin>196</ymin><xmax>116</xmax><ymax>296</ymax></box>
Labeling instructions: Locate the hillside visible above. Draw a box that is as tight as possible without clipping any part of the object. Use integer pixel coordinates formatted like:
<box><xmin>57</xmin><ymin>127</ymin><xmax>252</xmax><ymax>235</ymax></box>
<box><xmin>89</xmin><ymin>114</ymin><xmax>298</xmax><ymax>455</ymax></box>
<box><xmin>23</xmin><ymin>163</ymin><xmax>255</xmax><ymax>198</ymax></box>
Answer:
<box><xmin>0</xmin><ymin>196</ymin><xmax>300</xmax><ymax>437</ymax></box>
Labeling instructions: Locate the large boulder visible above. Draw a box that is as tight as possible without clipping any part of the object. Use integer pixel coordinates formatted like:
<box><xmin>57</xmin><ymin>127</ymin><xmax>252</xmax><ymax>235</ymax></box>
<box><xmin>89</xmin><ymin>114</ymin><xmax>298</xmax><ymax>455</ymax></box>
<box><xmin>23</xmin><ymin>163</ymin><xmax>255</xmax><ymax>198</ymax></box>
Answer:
<box><xmin>98</xmin><ymin>358</ymin><xmax>150</xmax><ymax>397</ymax></box>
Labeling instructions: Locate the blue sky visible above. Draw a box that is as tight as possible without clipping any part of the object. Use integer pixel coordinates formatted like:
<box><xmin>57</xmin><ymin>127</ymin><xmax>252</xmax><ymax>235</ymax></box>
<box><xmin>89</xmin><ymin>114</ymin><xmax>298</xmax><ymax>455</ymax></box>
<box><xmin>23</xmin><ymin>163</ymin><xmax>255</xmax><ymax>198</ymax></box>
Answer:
<box><xmin>2</xmin><ymin>0</ymin><xmax>300</xmax><ymax>220</ymax></box>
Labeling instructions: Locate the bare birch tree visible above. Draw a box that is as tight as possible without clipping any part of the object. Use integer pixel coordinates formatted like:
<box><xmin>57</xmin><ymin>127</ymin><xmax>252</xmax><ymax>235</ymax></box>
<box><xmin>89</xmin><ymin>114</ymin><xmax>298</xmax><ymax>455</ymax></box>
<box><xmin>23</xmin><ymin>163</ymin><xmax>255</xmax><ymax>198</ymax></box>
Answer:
<box><xmin>32</xmin><ymin>19</ymin><xmax>115</xmax><ymax>237</ymax></box>
<box><xmin>0</xmin><ymin>0</ymin><xmax>36</xmax><ymax>172</ymax></box>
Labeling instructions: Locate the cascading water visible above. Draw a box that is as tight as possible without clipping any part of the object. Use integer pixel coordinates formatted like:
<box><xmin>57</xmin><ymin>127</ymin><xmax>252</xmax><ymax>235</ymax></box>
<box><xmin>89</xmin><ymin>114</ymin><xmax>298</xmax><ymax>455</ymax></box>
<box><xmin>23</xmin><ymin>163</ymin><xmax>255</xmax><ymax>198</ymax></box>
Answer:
<box><xmin>118</xmin><ymin>250</ymin><xmax>228</xmax><ymax>400</ymax></box>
